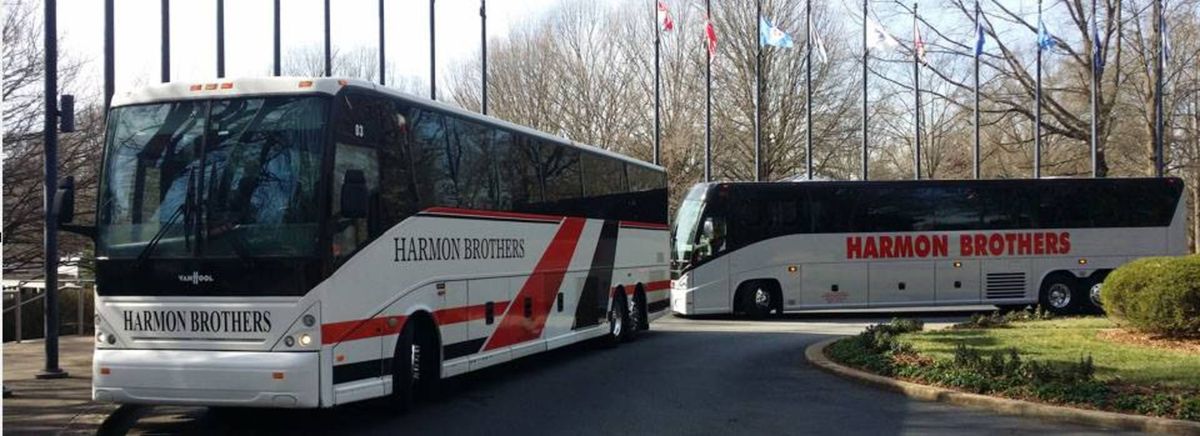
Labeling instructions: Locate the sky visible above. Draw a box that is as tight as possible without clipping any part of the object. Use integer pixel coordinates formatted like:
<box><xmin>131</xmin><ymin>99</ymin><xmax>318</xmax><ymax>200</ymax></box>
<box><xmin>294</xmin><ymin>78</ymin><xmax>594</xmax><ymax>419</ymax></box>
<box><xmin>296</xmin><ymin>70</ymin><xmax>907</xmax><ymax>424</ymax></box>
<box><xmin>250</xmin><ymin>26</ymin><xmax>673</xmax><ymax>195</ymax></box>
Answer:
<box><xmin>53</xmin><ymin>0</ymin><xmax>561</xmax><ymax>102</ymax></box>
<box><xmin>42</xmin><ymin>0</ymin><xmax>1100</xmax><ymax>105</ymax></box>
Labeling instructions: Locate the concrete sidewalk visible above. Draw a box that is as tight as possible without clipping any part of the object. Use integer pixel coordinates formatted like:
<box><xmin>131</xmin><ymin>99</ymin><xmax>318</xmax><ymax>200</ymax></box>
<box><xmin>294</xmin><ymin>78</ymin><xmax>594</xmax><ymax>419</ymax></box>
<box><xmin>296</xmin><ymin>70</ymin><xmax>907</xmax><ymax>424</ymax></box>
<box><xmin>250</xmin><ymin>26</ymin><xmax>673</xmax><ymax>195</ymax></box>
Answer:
<box><xmin>3</xmin><ymin>336</ymin><xmax>115</xmax><ymax>435</ymax></box>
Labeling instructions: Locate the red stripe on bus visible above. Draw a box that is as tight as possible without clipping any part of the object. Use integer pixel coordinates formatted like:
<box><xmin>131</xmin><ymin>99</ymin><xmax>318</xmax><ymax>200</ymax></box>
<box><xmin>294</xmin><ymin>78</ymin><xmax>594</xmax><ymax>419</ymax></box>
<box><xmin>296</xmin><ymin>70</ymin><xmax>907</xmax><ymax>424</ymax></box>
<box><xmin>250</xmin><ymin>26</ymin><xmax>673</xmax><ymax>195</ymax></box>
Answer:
<box><xmin>619</xmin><ymin>221</ymin><xmax>669</xmax><ymax>231</ymax></box>
<box><xmin>484</xmin><ymin>217</ymin><xmax>587</xmax><ymax>350</ymax></box>
<box><xmin>321</xmin><ymin>315</ymin><xmax>407</xmax><ymax>345</ymax></box>
<box><xmin>434</xmin><ymin>301</ymin><xmax>511</xmax><ymax>325</ymax></box>
<box><xmin>421</xmin><ymin>207</ymin><xmax>563</xmax><ymax>223</ymax></box>
<box><xmin>616</xmin><ymin>280</ymin><xmax>672</xmax><ymax>295</ymax></box>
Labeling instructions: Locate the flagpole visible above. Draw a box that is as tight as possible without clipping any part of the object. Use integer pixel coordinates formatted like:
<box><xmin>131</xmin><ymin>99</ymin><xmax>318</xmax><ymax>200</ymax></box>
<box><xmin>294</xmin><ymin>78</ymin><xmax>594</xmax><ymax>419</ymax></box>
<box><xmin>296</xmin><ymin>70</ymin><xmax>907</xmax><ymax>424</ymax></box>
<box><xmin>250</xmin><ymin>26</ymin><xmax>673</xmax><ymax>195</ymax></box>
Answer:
<box><xmin>1154</xmin><ymin>0</ymin><xmax>1164</xmax><ymax>177</ymax></box>
<box><xmin>913</xmin><ymin>1</ymin><xmax>921</xmax><ymax>180</ymax></box>
<box><xmin>705</xmin><ymin>0</ymin><xmax>712</xmax><ymax>182</ymax></box>
<box><xmin>654</xmin><ymin>0</ymin><xmax>662</xmax><ymax>167</ymax></box>
<box><xmin>324</xmin><ymin>0</ymin><xmax>331</xmax><ymax>77</ymax></box>
<box><xmin>217</xmin><ymin>0</ymin><xmax>225</xmax><ymax>78</ymax></box>
<box><xmin>273</xmin><ymin>0</ymin><xmax>281</xmax><ymax>77</ymax></box>
<box><xmin>861</xmin><ymin>0</ymin><xmax>869</xmax><ymax>181</ymax></box>
<box><xmin>430</xmin><ymin>0</ymin><xmax>436</xmax><ymax>100</ymax></box>
<box><xmin>805</xmin><ymin>0</ymin><xmax>813</xmax><ymax>180</ymax></box>
<box><xmin>481</xmin><ymin>0</ymin><xmax>488</xmax><ymax>114</ymax></box>
<box><xmin>755</xmin><ymin>0</ymin><xmax>763</xmax><ymax>181</ymax></box>
<box><xmin>1090</xmin><ymin>0</ymin><xmax>1098</xmax><ymax>177</ymax></box>
<box><xmin>379</xmin><ymin>0</ymin><xmax>386</xmax><ymax>85</ymax></box>
<box><xmin>973</xmin><ymin>0</ymin><xmax>980</xmax><ymax>180</ymax></box>
<box><xmin>161</xmin><ymin>0</ymin><xmax>170</xmax><ymax>82</ymax></box>
<box><xmin>1034</xmin><ymin>0</ymin><xmax>1042</xmax><ymax>179</ymax></box>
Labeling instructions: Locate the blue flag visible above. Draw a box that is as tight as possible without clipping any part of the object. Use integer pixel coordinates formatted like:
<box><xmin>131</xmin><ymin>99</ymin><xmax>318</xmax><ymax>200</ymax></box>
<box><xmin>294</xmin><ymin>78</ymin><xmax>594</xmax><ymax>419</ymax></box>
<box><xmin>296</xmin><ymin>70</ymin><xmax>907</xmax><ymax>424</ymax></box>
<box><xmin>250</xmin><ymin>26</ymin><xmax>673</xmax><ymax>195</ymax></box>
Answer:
<box><xmin>760</xmin><ymin>17</ymin><xmax>794</xmax><ymax>48</ymax></box>
<box><xmin>974</xmin><ymin>20</ymin><xmax>986</xmax><ymax>55</ymax></box>
<box><xmin>1037</xmin><ymin>16</ymin><xmax>1054</xmax><ymax>51</ymax></box>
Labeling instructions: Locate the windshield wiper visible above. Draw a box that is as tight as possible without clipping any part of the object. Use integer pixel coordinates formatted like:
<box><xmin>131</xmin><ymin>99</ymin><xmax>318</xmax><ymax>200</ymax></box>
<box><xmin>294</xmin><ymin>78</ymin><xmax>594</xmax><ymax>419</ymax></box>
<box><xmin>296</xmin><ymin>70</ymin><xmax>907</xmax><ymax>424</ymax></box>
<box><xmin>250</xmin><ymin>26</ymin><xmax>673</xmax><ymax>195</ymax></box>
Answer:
<box><xmin>134</xmin><ymin>170</ymin><xmax>194</xmax><ymax>268</ymax></box>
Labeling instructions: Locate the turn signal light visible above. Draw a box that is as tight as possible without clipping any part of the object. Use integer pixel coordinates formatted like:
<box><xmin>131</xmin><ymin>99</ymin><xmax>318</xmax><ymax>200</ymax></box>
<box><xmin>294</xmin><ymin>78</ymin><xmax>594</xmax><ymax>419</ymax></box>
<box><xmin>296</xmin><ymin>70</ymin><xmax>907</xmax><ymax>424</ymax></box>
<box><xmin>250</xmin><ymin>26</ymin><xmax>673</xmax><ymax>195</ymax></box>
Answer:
<box><xmin>272</xmin><ymin>372</ymin><xmax>285</xmax><ymax>380</ymax></box>
<box><xmin>1078</xmin><ymin>258</ymin><xmax>1088</xmax><ymax>265</ymax></box>
<box><xmin>99</xmin><ymin>367</ymin><xmax>111</xmax><ymax>375</ymax></box>
<box><xmin>298</xmin><ymin>80</ymin><xmax>314</xmax><ymax>88</ymax></box>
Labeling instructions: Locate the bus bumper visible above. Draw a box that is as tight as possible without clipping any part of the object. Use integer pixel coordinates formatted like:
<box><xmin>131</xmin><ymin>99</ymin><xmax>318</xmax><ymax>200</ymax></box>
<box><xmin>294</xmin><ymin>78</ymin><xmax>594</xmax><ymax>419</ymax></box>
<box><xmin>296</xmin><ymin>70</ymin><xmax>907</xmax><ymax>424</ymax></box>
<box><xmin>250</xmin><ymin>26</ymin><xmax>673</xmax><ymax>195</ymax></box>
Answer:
<box><xmin>93</xmin><ymin>349</ymin><xmax>320</xmax><ymax>408</ymax></box>
<box><xmin>671</xmin><ymin>281</ymin><xmax>696</xmax><ymax>315</ymax></box>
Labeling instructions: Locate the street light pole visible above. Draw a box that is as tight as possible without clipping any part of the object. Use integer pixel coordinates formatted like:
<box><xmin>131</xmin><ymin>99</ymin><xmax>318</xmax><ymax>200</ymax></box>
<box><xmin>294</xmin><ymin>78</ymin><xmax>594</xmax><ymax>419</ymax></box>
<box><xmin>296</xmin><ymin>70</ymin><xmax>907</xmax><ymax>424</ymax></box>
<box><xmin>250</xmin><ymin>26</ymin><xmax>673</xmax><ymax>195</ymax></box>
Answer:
<box><xmin>39</xmin><ymin>0</ymin><xmax>68</xmax><ymax>380</ymax></box>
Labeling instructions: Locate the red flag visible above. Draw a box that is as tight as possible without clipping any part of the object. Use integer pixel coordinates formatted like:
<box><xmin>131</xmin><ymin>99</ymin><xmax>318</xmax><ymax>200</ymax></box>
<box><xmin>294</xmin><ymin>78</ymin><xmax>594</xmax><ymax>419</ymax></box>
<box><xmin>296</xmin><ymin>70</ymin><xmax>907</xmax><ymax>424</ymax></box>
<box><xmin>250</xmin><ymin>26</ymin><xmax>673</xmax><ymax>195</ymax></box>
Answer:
<box><xmin>705</xmin><ymin>17</ymin><xmax>717</xmax><ymax>57</ymax></box>
<box><xmin>657</xmin><ymin>1</ymin><xmax>674</xmax><ymax>32</ymax></box>
<box><xmin>914</xmin><ymin>20</ymin><xmax>927</xmax><ymax>64</ymax></box>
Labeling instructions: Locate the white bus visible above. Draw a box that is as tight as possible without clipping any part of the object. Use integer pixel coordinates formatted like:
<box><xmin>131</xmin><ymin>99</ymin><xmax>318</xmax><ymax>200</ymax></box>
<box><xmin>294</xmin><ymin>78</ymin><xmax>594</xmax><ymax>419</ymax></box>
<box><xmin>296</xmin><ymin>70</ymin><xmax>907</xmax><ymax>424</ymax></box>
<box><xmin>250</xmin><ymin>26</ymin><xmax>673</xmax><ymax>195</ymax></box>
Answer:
<box><xmin>670</xmin><ymin>178</ymin><xmax>1187</xmax><ymax>317</ymax></box>
<box><xmin>77</xmin><ymin>77</ymin><xmax>670</xmax><ymax>409</ymax></box>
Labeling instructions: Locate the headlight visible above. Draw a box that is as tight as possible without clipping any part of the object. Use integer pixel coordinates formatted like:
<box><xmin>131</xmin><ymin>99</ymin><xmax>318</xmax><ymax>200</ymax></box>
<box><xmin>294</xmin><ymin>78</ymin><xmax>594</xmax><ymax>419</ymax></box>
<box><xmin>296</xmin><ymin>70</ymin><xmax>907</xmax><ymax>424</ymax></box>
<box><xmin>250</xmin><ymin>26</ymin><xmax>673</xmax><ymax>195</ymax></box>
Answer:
<box><xmin>299</xmin><ymin>334</ymin><xmax>312</xmax><ymax>347</ymax></box>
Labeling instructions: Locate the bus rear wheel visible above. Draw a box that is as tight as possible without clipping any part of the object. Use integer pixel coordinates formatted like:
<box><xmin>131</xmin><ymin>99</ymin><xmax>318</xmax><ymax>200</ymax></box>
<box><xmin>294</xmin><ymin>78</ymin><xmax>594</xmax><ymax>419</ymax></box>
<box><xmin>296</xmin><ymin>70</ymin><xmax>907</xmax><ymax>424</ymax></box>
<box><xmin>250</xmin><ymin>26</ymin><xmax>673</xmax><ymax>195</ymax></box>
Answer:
<box><xmin>1084</xmin><ymin>271</ymin><xmax>1110</xmax><ymax>314</ymax></box>
<box><xmin>1039</xmin><ymin>274</ymin><xmax>1082</xmax><ymax>315</ymax></box>
<box><xmin>623</xmin><ymin>290</ymin><xmax>647</xmax><ymax>342</ymax></box>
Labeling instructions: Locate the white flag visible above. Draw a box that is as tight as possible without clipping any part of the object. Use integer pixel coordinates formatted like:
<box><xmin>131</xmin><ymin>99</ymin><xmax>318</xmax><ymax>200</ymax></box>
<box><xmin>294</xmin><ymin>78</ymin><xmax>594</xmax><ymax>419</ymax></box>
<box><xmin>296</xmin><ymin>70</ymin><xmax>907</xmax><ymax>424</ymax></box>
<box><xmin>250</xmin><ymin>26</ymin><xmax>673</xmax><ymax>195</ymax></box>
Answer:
<box><xmin>866</xmin><ymin>17</ymin><xmax>899</xmax><ymax>52</ymax></box>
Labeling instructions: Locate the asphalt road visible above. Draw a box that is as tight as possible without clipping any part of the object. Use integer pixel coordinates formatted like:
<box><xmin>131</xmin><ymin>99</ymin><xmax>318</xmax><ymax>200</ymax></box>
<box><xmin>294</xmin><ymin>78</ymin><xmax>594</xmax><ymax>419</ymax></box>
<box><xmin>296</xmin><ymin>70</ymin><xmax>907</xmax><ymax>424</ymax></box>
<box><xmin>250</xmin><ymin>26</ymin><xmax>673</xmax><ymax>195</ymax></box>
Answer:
<box><xmin>108</xmin><ymin>310</ymin><xmax>1133</xmax><ymax>435</ymax></box>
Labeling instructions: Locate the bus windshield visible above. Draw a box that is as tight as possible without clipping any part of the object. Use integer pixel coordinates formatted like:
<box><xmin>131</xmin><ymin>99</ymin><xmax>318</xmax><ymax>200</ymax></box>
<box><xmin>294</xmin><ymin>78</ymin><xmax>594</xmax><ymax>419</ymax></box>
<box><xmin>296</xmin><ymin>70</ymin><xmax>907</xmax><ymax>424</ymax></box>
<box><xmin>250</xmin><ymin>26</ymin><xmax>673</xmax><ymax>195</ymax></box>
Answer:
<box><xmin>97</xmin><ymin>96</ymin><xmax>327</xmax><ymax>259</ymax></box>
<box><xmin>672</xmin><ymin>198</ymin><xmax>704</xmax><ymax>267</ymax></box>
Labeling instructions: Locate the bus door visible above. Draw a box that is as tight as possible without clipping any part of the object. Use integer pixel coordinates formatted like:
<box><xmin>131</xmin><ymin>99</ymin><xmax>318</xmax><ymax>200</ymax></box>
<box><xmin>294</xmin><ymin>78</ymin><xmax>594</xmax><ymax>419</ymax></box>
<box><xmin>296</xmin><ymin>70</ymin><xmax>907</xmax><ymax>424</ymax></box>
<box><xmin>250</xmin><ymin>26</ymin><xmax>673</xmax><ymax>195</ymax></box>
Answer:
<box><xmin>690</xmin><ymin>214</ymin><xmax>732</xmax><ymax>313</ymax></box>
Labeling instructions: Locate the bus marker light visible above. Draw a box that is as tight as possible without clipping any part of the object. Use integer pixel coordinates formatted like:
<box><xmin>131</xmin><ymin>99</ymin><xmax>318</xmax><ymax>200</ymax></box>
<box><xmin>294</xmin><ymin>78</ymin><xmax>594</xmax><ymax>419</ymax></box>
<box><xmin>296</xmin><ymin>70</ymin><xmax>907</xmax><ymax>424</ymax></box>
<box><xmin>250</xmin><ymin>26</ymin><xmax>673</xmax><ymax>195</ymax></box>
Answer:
<box><xmin>336</xmin><ymin>354</ymin><xmax>345</xmax><ymax>362</ymax></box>
<box><xmin>99</xmin><ymin>367</ymin><xmax>111</xmax><ymax>375</ymax></box>
<box><xmin>189</xmin><ymin>84</ymin><xmax>202</xmax><ymax>91</ymax></box>
<box><xmin>220</xmin><ymin>82</ymin><xmax>233</xmax><ymax>89</ymax></box>
<box><xmin>1078</xmin><ymin>258</ymin><xmax>1088</xmax><ymax>265</ymax></box>
<box><xmin>953</xmin><ymin>261</ymin><xmax>962</xmax><ymax>268</ymax></box>
<box><xmin>204</xmin><ymin>83</ymin><xmax>218</xmax><ymax>90</ymax></box>
<box><xmin>299</xmin><ymin>334</ymin><xmax>312</xmax><ymax>346</ymax></box>
<box><xmin>787</xmin><ymin>265</ymin><xmax>798</xmax><ymax>273</ymax></box>
<box><xmin>298</xmin><ymin>80</ymin><xmax>314</xmax><ymax>88</ymax></box>
<box><xmin>272</xmin><ymin>372</ymin><xmax>285</xmax><ymax>380</ymax></box>
<box><xmin>337</xmin><ymin>79</ymin><xmax>349</xmax><ymax>86</ymax></box>
<box><xmin>284</xmin><ymin>336</ymin><xmax>295</xmax><ymax>347</ymax></box>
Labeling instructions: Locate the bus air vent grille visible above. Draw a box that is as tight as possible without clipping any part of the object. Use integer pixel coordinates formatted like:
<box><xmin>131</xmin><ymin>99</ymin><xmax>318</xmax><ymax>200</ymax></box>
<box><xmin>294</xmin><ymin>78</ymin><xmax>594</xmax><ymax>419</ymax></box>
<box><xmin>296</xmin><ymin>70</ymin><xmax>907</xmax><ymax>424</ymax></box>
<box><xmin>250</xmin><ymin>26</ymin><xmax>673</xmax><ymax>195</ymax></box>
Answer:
<box><xmin>985</xmin><ymin>272</ymin><xmax>1026</xmax><ymax>299</ymax></box>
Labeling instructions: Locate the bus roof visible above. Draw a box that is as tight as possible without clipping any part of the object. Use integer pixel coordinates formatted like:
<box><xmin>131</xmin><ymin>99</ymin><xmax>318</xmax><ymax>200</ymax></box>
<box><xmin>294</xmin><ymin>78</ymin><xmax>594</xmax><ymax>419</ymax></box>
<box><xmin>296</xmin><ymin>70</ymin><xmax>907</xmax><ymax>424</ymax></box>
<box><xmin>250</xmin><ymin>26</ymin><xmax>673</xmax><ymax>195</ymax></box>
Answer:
<box><xmin>694</xmin><ymin>176</ymin><xmax>1183</xmax><ymax>194</ymax></box>
<box><xmin>109</xmin><ymin>76</ymin><xmax>664</xmax><ymax>172</ymax></box>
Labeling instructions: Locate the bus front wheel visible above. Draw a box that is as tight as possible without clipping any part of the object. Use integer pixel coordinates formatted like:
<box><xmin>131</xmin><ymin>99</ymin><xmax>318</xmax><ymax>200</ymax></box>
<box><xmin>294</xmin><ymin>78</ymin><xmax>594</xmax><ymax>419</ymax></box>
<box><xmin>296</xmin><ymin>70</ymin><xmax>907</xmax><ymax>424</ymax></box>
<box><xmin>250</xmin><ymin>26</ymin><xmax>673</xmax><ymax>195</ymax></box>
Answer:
<box><xmin>1039</xmin><ymin>274</ymin><xmax>1082</xmax><ymax>315</ymax></box>
<box><xmin>603</xmin><ymin>293</ymin><xmax>629</xmax><ymax>348</ymax></box>
<box><xmin>737</xmin><ymin>281</ymin><xmax>778</xmax><ymax>319</ymax></box>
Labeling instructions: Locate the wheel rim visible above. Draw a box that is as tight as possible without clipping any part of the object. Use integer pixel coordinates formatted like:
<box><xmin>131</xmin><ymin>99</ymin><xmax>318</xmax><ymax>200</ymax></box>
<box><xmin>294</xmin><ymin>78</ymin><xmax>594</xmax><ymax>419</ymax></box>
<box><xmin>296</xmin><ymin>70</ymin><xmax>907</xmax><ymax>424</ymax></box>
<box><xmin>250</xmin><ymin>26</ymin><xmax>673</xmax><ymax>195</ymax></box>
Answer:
<box><xmin>753</xmin><ymin>288</ymin><xmax>771</xmax><ymax>311</ymax></box>
<box><xmin>410</xmin><ymin>343</ymin><xmax>422</xmax><ymax>381</ymax></box>
<box><xmin>1089</xmin><ymin>283</ymin><xmax>1103</xmax><ymax>307</ymax></box>
<box><xmin>631</xmin><ymin>297</ymin><xmax>643</xmax><ymax>328</ymax></box>
<box><xmin>611</xmin><ymin>303</ymin><xmax>624</xmax><ymax>336</ymax></box>
<box><xmin>1047</xmin><ymin>283</ymin><xmax>1072</xmax><ymax>309</ymax></box>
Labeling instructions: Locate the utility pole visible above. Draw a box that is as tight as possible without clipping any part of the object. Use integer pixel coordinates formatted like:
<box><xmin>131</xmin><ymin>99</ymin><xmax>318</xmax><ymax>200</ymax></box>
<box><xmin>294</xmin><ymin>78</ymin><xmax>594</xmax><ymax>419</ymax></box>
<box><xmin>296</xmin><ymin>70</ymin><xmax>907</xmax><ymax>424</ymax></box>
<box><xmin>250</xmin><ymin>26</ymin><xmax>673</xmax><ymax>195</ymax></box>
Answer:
<box><xmin>39</xmin><ymin>0</ymin><xmax>68</xmax><ymax>380</ymax></box>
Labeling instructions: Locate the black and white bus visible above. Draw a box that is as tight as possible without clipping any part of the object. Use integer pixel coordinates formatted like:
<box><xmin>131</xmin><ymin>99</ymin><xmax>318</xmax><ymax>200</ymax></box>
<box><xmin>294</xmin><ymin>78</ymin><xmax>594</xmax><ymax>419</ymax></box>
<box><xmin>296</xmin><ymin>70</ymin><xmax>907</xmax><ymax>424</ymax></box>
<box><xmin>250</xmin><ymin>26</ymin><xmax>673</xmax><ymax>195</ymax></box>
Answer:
<box><xmin>670</xmin><ymin>178</ymin><xmax>1186</xmax><ymax>317</ymax></box>
<box><xmin>81</xmin><ymin>77</ymin><xmax>670</xmax><ymax>408</ymax></box>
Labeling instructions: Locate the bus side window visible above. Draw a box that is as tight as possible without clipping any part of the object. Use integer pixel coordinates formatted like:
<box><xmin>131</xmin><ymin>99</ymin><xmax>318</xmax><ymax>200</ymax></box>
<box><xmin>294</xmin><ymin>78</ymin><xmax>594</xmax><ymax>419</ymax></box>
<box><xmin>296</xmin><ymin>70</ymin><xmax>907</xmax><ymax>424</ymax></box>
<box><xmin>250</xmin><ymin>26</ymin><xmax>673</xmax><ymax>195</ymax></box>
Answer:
<box><xmin>332</xmin><ymin>143</ymin><xmax>379</xmax><ymax>262</ymax></box>
<box><xmin>379</xmin><ymin>102</ymin><xmax>418</xmax><ymax>229</ymax></box>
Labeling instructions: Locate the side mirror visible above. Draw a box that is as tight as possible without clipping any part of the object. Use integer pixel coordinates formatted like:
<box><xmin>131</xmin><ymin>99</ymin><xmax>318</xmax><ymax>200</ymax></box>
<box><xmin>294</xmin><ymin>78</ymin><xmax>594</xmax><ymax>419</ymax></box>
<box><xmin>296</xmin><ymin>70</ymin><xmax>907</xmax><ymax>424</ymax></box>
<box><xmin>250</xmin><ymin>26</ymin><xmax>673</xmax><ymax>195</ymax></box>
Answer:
<box><xmin>702</xmin><ymin>217</ymin><xmax>715</xmax><ymax>239</ymax></box>
<box><xmin>59</xmin><ymin>94</ymin><xmax>75</xmax><ymax>133</ymax></box>
<box><xmin>340</xmin><ymin>169</ymin><xmax>368</xmax><ymax>219</ymax></box>
<box><xmin>55</xmin><ymin>176</ymin><xmax>76</xmax><ymax>224</ymax></box>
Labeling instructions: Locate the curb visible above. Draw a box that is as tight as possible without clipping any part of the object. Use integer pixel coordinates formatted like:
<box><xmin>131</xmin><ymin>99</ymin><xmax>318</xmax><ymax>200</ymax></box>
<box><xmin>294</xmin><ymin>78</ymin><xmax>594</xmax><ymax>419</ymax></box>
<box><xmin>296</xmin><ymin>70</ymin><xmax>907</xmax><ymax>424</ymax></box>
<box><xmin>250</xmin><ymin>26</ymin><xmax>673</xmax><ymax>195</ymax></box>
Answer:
<box><xmin>806</xmin><ymin>337</ymin><xmax>1200</xmax><ymax>435</ymax></box>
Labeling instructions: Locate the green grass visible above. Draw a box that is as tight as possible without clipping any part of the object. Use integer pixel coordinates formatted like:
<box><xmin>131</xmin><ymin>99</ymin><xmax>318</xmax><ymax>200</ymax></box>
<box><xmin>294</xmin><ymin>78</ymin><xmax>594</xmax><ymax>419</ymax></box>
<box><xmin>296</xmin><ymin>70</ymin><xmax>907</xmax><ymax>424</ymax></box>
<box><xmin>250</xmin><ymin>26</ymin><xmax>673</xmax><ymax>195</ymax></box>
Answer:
<box><xmin>899</xmin><ymin>317</ymin><xmax>1200</xmax><ymax>389</ymax></box>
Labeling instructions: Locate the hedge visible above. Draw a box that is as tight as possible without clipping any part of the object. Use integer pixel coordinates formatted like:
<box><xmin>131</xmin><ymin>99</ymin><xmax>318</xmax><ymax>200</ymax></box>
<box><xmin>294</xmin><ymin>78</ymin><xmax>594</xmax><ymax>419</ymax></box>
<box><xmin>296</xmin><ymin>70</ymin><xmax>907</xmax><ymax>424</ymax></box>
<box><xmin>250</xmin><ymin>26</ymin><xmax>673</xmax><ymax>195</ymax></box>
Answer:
<box><xmin>1102</xmin><ymin>255</ymin><xmax>1200</xmax><ymax>338</ymax></box>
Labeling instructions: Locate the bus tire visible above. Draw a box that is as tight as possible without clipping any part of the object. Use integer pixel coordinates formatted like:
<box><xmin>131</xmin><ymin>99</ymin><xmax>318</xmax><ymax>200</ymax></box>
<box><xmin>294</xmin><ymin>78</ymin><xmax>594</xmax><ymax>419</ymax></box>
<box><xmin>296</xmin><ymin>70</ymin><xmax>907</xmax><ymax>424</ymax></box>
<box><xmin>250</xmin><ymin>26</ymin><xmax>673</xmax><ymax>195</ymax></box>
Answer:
<box><xmin>623</xmin><ymin>288</ymin><xmax>647</xmax><ymax>342</ymax></box>
<box><xmin>603</xmin><ymin>293</ymin><xmax>629</xmax><ymax>348</ymax></box>
<box><xmin>1084</xmin><ymin>270</ymin><xmax>1111</xmax><ymax>314</ymax></box>
<box><xmin>1039</xmin><ymin>273</ymin><xmax>1082</xmax><ymax>315</ymax></box>
<box><xmin>737</xmin><ymin>281</ymin><xmax>778</xmax><ymax>319</ymax></box>
<box><xmin>634</xmin><ymin>286</ymin><xmax>650</xmax><ymax>331</ymax></box>
<box><xmin>390</xmin><ymin>324</ymin><xmax>416</xmax><ymax>411</ymax></box>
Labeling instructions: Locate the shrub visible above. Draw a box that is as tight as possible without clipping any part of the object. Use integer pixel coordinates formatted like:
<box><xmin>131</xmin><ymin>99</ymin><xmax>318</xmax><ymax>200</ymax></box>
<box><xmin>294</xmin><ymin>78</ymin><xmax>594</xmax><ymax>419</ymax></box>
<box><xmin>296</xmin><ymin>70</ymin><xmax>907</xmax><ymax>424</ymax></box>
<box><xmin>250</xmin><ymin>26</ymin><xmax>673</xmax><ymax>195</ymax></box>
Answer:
<box><xmin>952</xmin><ymin>306</ymin><xmax>1053</xmax><ymax>330</ymax></box>
<box><xmin>1103</xmin><ymin>255</ymin><xmax>1200</xmax><ymax>338</ymax></box>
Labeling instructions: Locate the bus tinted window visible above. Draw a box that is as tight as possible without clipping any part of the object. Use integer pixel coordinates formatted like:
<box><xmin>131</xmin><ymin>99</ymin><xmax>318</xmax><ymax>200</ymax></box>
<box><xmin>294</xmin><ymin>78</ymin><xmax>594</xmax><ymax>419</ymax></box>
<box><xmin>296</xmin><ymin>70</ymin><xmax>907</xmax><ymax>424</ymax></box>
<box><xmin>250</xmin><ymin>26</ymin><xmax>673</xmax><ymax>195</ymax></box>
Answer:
<box><xmin>444</xmin><ymin>116</ymin><xmax>498</xmax><ymax>210</ymax></box>
<box><xmin>582</xmin><ymin>152</ymin><xmax>626</xmax><ymax>196</ymax></box>
<box><xmin>538</xmin><ymin>141</ymin><xmax>582</xmax><ymax>201</ymax></box>
<box><xmin>494</xmin><ymin>130</ymin><xmax>541</xmax><ymax>210</ymax></box>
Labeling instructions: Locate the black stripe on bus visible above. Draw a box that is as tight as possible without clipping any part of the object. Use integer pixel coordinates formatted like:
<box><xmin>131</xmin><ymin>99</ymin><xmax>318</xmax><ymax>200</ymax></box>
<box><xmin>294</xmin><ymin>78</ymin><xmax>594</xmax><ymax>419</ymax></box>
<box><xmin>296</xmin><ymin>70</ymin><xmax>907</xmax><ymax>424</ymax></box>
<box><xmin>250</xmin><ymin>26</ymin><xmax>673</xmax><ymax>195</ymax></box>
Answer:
<box><xmin>332</xmin><ymin>358</ymin><xmax>389</xmax><ymax>385</ymax></box>
<box><xmin>443</xmin><ymin>337</ymin><xmax>487</xmax><ymax>360</ymax></box>
<box><xmin>573</xmin><ymin>220</ymin><xmax>619</xmax><ymax>330</ymax></box>
<box><xmin>648</xmin><ymin>299</ymin><xmax>670</xmax><ymax>313</ymax></box>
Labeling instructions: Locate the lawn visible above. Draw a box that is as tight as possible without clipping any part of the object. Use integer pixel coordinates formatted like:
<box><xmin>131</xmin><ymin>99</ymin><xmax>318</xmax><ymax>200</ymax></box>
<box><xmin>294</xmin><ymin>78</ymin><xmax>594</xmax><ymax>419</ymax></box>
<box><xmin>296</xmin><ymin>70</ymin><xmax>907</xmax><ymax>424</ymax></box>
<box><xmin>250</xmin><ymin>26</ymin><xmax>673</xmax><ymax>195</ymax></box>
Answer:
<box><xmin>898</xmin><ymin>317</ymin><xmax>1200</xmax><ymax>389</ymax></box>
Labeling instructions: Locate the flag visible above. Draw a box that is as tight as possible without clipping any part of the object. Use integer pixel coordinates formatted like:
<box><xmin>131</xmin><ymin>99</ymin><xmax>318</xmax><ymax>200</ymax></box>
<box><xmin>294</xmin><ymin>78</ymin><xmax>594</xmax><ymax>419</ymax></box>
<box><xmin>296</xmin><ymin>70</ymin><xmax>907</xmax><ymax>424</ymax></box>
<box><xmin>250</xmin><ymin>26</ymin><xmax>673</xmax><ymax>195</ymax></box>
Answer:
<box><xmin>657</xmin><ymin>1</ymin><xmax>674</xmax><ymax>32</ymax></box>
<box><xmin>1091</xmin><ymin>15</ymin><xmax>1104</xmax><ymax>75</ymax></box>
<box><xmin>974</xmin><ymin>19</ymin><xmax>986</xmax><ymax>55</ymax></box>
<box><xmin>1037</xmin><ymin>16</ymin><xmax>1054</xmax><ymax>51</ymax></box>
<box><xmin>866</xmin><ymin>16</ymin><xmax>898</xmax><ymax>51</ymax></box>
<box><xmin>810</xmin><ymin>23</ymin><xmax>828</xmax><ymax>63</ymax></box>
<box><xmin>705</xmin><ymin>16</ymin><xmax>718</xmax><ymax>56</ymax></box>
<box><xmin>760</xmin><ymin>17</ymin><xmax>794</xmax><ymax>48</ymax></box>
<box><xmin>913</xmin><ymin>19</ymin><xmax>927</xmax><ymax>64</ymax></box>
<box><xmin>1161</xmin><ymin>14</ymin><xmax>1172</xmax><ymax>62</ymax></box>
